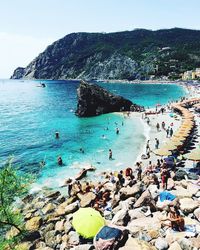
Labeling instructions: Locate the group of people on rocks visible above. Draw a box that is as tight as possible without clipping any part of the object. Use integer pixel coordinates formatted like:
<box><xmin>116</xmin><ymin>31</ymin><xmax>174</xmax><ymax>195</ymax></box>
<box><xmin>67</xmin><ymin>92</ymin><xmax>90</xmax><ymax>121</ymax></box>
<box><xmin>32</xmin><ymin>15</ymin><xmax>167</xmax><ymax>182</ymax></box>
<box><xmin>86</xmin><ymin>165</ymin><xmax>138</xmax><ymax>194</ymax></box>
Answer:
<box><xmin>64</xmin><ymin>153</ymin><xmax>189</xmax><ymax>232</ymax></box>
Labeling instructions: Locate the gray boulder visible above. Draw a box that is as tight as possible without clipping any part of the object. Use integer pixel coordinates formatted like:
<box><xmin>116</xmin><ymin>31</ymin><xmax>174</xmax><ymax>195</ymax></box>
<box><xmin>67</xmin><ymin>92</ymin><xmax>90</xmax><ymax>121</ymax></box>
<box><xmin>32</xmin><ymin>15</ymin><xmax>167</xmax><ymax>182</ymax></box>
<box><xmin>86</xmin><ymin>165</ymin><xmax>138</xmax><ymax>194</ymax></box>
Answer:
<box><xmin>75</xmin><ymin>81</ymin><xmax>143</xmax><ymax>117</ymax></box>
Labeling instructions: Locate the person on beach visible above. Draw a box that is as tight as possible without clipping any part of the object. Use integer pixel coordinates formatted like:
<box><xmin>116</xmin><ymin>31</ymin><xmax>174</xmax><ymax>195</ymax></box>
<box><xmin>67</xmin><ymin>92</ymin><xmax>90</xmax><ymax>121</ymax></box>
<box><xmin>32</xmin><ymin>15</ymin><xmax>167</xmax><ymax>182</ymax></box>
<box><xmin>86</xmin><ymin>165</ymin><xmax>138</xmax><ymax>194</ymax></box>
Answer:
<box><xmin>146</xmin><ymin>140</ymin><xmax>150</xmax><ymax>154</ymax></box>
<box><xmin>57</xmin><ymin>156</ymin><xmax>63</xmax><ymax>166</ymax></box>
<box><xmin>170</xmin><ymin>127</ymin><xmax>173</xmax><ymax>137</ymax></box>
<box><xmin>147</xmin><ymin>117</ymin><xmax>150</xmax><ymax>125</ymax></box>
<box><xmin>161</xmin><ymin>108</ymin><xmax>165</xmax><ymax>114</ymax></box>
<box><xmin>145</xmin><ymin>161</ymin><xmax>153</xmax><ymax>175</ymax></box>
<box><xmin>166</xmin><ymin>127</ymin><xmax>170</xmax><ymax>138</ymax></box>
<box><xmin>156</xmin><ymin>123</ymin><xmax>160</xmax><ymax>132</ymax></box>
<box><xmin>161</xmin><ymin>206</ymin><xmax>185</xmax><ymax>232</ymax></box>
<box><xmin>109</xmin><ymin>149</ymin><xmax>113</xmax><ymax>160</ymax></box>
<box><xmin>155</xmin><ymin>138</ymin><xmax>159</xmax><ymax>149</ymax></box>
<box><xmin>156</xmin><ymin>159</ymin><xmax>161</xmax><ymax>170</ymax></box>
<box><xmin>161</xmin><ymin>165</ymin><xmax>170</xmax><ymax>189</ymax></box>
<box><xmin>125</xmin><ymin>167</ymin><xmax>133</xmax><ymax>178</ymax></box>
<box><xmin>162</xmin><ymin>121</ymin><xmax>165</xmax><ymax>130</ymax></box>
<box><xmin>85</xmin><ymin>182</ymin><xmax>92</xmax><ymax>193</ymax></box>
<box><xmin>118</xmin><ymin>170</ymin><xmax>125</xmax><ymax>186</ymax></box>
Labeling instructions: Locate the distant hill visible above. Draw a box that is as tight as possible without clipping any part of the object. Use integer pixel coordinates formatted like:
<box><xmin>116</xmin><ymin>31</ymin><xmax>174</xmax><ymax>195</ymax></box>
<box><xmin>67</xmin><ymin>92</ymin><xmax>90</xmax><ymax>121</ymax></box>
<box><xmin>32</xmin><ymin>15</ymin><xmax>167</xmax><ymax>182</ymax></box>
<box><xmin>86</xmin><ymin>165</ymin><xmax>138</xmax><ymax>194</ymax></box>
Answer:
<box><xmin>11</xmin><ymin>28</ymin><xmax>200</xmax><ymax>80</ymax></box>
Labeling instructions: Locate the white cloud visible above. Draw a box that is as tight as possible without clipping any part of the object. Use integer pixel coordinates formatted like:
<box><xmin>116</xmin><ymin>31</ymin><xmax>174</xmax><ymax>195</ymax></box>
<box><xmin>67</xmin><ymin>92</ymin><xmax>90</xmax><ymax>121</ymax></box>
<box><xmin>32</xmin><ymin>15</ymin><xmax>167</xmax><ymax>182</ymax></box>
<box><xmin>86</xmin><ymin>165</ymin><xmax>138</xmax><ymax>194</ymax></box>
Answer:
<box><xmin>0</xmin><ymin>32</ymin><xmax>54</xmax><ymax>78</ymax></box>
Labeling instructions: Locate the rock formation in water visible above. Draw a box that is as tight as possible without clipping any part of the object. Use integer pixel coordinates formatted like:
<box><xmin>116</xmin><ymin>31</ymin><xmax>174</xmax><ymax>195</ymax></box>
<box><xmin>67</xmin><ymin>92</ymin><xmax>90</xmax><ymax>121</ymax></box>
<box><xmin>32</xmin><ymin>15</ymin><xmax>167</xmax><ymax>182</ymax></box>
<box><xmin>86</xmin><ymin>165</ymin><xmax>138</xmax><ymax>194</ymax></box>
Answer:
<box><xmin>11</xmin><ymin>28</ymin><xmax>200</xmax><ymax>80</ymax></box>
<box><xmin>75</xmin><ymin>81</ymin><xmax>143</xmax><ymax>117</ymax></box>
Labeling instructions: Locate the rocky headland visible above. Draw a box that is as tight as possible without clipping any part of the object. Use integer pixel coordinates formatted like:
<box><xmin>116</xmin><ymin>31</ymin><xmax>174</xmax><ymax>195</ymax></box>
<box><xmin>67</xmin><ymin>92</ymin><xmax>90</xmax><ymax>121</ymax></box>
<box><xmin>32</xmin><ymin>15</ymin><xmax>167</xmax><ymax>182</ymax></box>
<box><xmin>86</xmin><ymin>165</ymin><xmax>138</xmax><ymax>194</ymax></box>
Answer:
<box><xmin>10</xmin><ymin>28</ymin><xmax>200</xmax><ymax>80</ymax></box>
<box><xmin>75</xmin><ymin>81</ymin><xmax>144</xmax><ymax>117</ymax></box>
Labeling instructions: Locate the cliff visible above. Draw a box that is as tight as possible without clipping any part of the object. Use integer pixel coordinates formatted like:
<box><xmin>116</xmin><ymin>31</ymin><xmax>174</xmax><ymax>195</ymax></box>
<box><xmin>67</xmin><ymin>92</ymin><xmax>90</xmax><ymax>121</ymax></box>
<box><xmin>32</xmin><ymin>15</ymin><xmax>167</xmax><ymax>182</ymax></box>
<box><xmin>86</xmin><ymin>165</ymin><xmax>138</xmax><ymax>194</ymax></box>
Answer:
<box><xmin>75</xmin><ymin>81</ymin><xmax>143</xmax><ymax>117</ymax></box>
<box><xmin>11</xmin><ymin>28</ymin><xmax>200</xmax><ymax>80</ymax></box>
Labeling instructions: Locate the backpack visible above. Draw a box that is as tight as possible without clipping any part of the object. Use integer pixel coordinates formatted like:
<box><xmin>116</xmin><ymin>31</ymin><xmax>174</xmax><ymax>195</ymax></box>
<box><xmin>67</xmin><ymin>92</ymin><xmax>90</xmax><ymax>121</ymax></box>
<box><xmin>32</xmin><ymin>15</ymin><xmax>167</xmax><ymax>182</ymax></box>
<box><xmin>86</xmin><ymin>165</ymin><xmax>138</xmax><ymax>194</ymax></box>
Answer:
<box><xmin>94</xmin><ymin>226</ymin><xmax>128</xmax><ymax>250</ymax></box>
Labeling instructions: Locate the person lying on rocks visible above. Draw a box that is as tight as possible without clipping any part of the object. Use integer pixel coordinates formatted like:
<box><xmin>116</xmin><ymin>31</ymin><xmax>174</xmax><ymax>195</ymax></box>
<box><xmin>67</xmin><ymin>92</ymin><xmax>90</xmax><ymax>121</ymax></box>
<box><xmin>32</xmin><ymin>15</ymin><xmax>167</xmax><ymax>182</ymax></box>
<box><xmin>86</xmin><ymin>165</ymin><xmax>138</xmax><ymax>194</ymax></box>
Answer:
<box><xmin>160</xmin><ymin>206</ymin><xmax>185</xmax><ymax>232</ymax></box>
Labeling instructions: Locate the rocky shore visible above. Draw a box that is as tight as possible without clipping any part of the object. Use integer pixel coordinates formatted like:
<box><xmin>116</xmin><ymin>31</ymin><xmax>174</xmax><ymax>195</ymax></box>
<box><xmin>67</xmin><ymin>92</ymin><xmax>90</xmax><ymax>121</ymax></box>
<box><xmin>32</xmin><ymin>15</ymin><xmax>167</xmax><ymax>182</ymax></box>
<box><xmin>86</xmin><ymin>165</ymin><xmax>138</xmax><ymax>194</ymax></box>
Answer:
<box><xmin>5</xmin><ymin>169</ymin><xmax>200</xmax><ymax>250</ymax></box>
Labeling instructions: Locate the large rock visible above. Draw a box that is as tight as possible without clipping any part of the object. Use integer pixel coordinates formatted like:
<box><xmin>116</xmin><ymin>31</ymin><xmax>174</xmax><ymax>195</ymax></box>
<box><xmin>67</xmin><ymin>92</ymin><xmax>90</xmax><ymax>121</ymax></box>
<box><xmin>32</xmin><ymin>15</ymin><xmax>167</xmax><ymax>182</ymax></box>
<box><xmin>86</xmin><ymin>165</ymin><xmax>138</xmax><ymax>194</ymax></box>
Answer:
<box><xmin>112</xmin><ymin>209</ymin><xmax>130</xmax><ymax>226</ymax></box>
<box><xmin>180</xmin><ymin>198</ymin><xmax>199</xmax><ymax>213</ymax></box>
<box><xmin>178</xmin><ymin>238</ymin><xmax>193</xmax><ymax>250</ymax></box>
<box><xmin>42</xmin><ymin>203</ymin><xmax>56</xmax><ymax>215</ymax></box>
<box><xmin>168</xmin><ymin>241</ymin><xmax>182</xmax><ymax>250</ymax></box>
<box><xmin>14</xmin><ymin>242</ymin><xmax>32</xmax><ymax>250</ymax></box>
<box><xmin>55</xmin><ymin>201</ymin><xmax>78</xmax><ymax>216</ymax></box>
<box><xmin>77</xmin><ymin>192</ymin><xmax>96</xmax><ymax>207</ymax></box>
<box><xmin>155</xmin><ymin>237</ymin><xmax>169</xmax><ymax>250</ymax></box>
<box><xmin>187</xmin><ymin>183</ymin><xmax>199</xmax><ymax>196</ymax></box>
<box><xmin>194</xmin><ymin>207</ymin><xmax>200</xmax><ymax>222</ymax></box>
<box><xmin>6</xmin><ymin>227</ymin><xmax>20</xmax><ymax>239</ymax></box>
<box><xmin>119</xmin><ymin>237</ymin><xmax>156</xmax><ymax>250</ymax></box>
<box><xmin>128</xmin><ymin>216</ymin><xmax>160</xmax><ymax>232</ymax></box>
<box><xmin>128</xmin><ymin>208</ymin><xmax>146</xmax><ymax>220</ymax></box>
<box><xmin>75</xmin><ymin>81</ymin><xmax>143</xmax><ymax>117</ymax></box>
<box><xmin>68</xmin><ymin>231</ymin><xmax>80</xmax><ymax>246</ymax></box>
<box><xmin>25</xmin><ymin>216</ymin><xmax>43</xmax><ymax>231</ymax></box>
<box><xmin>44</xmin><ymin>230</ymin><xmax>57</xmax><ymax>248</ymax></box>
<box><xmin>120</xmin><ymin>184</ymin><xmax>142</xmax><ymax>199</ymax></box>
<box><xmin>171</xmin><ymin>186</ymin><xmax>193</xmax><ymax>199</ymax></box>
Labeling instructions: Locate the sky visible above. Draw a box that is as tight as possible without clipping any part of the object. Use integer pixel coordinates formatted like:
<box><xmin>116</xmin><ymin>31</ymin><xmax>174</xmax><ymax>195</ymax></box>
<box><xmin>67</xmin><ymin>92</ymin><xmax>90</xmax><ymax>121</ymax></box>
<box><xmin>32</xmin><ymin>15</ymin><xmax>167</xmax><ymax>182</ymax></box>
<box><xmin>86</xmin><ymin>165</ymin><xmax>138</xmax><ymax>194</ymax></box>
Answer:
<box><xmin>1</xmin><ymin>0</ymin><xmax>200</xmax><ymax>78</ymax></box>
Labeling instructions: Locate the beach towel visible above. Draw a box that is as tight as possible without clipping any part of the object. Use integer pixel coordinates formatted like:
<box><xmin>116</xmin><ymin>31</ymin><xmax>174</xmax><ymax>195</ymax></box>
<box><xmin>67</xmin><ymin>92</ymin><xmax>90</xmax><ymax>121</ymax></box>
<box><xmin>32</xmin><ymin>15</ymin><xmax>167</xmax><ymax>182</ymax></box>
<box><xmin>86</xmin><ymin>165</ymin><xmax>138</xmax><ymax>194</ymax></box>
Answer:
<box><xmin>159</xmin><ymin>191</ymin><xmax>176</xmax><ymax>202</ymax></box>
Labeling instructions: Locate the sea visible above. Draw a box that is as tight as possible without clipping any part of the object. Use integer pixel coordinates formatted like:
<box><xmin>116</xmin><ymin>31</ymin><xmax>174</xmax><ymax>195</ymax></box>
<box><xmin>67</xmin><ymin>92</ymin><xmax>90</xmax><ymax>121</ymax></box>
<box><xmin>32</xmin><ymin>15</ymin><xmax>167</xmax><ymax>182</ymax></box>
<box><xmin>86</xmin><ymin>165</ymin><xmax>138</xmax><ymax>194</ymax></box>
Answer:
<box><xmin>0</xmin><ymin>80</ymin><xmax>186</xmax><ymax>190</ymax></box>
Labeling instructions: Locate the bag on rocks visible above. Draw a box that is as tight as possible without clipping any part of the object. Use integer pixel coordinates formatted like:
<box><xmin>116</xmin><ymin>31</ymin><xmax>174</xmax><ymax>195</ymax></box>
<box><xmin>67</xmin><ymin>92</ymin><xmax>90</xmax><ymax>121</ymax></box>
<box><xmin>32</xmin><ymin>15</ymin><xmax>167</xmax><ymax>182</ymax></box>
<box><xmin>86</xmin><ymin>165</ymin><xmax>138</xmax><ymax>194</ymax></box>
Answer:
<box><xmin>94</xmin><ymin>226</ymin><xmax>128</xmax><ymax>250</ymax></box>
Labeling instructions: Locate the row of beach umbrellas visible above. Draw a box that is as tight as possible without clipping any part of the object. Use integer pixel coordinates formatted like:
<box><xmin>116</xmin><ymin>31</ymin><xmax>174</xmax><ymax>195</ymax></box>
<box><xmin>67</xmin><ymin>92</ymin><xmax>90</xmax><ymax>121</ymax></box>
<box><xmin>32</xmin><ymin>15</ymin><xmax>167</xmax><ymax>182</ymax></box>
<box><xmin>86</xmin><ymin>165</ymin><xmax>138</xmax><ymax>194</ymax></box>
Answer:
<box><xmin>154</xmin><ymin>98</ymin><xmax>200</xmax><ymax>161</ymax></box>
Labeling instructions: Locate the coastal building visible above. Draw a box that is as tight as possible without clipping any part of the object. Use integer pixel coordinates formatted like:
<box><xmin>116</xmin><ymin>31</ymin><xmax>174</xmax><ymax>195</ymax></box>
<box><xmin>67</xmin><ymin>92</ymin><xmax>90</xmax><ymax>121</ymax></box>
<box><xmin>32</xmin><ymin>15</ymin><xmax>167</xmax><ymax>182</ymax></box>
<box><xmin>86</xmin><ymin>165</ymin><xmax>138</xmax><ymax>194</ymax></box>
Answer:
<box><xmin>182</xmin><ymin>68</ymin><xmax>200</xmax><ymax>80</ymax></box>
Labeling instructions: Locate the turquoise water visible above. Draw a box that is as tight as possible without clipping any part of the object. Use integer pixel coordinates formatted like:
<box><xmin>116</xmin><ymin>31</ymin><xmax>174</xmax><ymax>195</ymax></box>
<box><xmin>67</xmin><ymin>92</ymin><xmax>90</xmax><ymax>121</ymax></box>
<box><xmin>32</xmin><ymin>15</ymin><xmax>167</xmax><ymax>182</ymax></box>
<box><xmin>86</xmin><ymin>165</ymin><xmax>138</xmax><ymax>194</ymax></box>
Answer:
<box><xmin>0</xmin><ymin>80</ymin><xmax>185</xmax><ymax>188</ymax></box>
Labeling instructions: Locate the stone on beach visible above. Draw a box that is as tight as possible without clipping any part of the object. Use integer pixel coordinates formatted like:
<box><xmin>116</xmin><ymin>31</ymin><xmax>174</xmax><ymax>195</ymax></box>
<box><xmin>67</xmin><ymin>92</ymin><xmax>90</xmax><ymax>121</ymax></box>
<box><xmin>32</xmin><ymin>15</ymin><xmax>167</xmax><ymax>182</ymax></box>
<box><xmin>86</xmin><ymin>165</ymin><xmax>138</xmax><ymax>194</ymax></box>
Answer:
<box><xmin>119</xmin><ymin>237</ymin><xmax>156</xmax><ymax>250</ymax></box>
<box><xmin>25</xmin><ymin>216</ymin><xmax>43</xmax><ymax>231</ymax></box>
<box><xmin>180</xmin><ymin>198</ymin><xmax>199</xmax><ymax>213</ymax></box>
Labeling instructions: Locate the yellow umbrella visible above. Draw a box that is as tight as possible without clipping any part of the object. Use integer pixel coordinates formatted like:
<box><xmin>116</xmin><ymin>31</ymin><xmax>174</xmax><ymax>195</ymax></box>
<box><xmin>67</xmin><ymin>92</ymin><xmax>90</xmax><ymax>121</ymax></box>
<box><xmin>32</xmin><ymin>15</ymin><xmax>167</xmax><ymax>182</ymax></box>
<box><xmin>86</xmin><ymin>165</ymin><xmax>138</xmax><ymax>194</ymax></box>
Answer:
<box><xmin>72</xmin><ymin>208</ymin><xmax>105</xmax><ymax>239</ymax></box>
<box><xmin>164</xmin><ymin>143</ymin><xmax>178</xmax><ymax>151</ymax></box>
<box><xmin>183</xmin><ymin>147</ymin><xmax>200</xmax><ymax>161</ymax></box>
<box><xmin>154</xmin><ymin>148</ymin><xmax>172</xmax><ymax>156</ymax></box>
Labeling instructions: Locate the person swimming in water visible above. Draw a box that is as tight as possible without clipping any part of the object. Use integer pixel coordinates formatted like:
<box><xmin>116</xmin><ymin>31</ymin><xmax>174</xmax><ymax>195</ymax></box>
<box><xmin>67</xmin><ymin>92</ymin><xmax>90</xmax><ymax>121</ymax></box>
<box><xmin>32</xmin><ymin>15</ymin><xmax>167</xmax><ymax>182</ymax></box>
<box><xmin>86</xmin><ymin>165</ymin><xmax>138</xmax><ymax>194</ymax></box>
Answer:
<box><xmin>109</xmin><ymin>149</ymin><xmax>113</xmax><ymax>160</ymax></box>
<box><xmin>55</xmin><ymin>131</ymin><xmax>60</xmax><ymax>139</ymax></box>
<box><xmin>57</xmin><ymin>156</ymin><xmax>63</xmax><ymax>166</ymax></box>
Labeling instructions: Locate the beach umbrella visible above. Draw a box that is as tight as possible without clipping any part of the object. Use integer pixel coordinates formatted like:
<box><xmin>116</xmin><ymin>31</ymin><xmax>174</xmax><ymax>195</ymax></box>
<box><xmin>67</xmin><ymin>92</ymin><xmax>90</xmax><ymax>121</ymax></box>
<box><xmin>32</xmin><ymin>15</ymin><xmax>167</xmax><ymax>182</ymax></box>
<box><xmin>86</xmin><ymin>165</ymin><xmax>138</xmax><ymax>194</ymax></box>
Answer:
<box><xmin>72</xmin><ymin>207</ymin><xmax>105</xmax><ymax>239</ymax></box>
<box><xmin>154</xmin><ymin>148</ymin><xmax>172</xmax><ymax>156</ymax></box>
<box><xmin>164</xmin><ymin>143</ymin><xmax>178</xmax><ymax>151</ymax></box>
<box><xmin>171</xmin><ymin>137</ymin><xmax>185</xmax><ymax>143</ymax></box>
<box><xmin>183</xmin><ymin>147</ymin><xmax>200</xmax><ymax>161</ymax></box>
